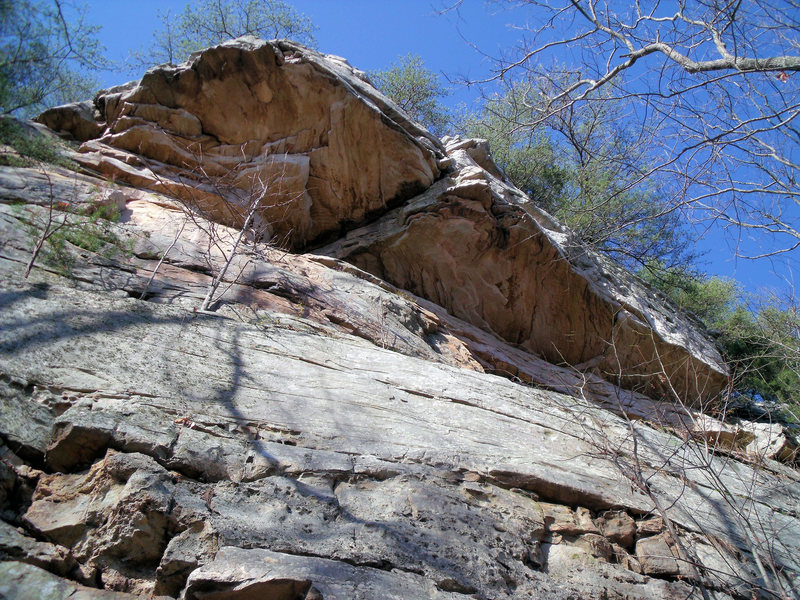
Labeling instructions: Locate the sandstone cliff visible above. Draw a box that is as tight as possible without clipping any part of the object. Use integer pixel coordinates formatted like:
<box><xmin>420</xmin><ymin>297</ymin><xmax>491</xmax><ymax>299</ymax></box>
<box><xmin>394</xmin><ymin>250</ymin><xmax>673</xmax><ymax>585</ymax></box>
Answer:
<box><xmin>0</xmin><ymin>38</ymin><xmax>797</xmax><ymax>600</ymax></box>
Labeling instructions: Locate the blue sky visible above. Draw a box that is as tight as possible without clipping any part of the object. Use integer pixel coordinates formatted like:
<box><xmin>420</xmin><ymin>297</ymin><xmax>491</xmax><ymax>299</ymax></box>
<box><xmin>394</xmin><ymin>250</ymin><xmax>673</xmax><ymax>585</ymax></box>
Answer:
<box><xmin>80</xmin><ymin>0</ymin><xmax>798</xmax><ymax>298</ymax></box>
<box><xmin>87</xmin><ymin>0</ymin><xmax>512</xmax><ymax>101</ymax></box>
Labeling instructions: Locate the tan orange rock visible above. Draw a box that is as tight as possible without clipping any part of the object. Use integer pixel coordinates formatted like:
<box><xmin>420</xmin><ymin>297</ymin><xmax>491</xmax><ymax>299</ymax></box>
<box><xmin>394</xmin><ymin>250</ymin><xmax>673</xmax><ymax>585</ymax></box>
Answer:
<box><xmin>36</xmin><ymin>100</ymin><xmax>105</xmax><ymax>142</ymax></box>
<box><xmin>322</xmin><ymin>137</ymin><xmax>729</xmax><ymax>403</ymax></box>
<box><xmin>42</xmin><ymin>37</ymin><xmax>443</xmax><ymax>250</ymax></box>
<box><xmin>35</xmin><ymin>39</ymin><xmax>726</xmax><ymax>406</ymax></box>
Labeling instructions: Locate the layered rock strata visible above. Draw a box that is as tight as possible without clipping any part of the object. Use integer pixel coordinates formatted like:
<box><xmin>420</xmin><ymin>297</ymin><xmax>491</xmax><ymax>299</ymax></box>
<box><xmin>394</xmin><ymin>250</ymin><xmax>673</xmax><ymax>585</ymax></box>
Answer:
<box><xmin>38</xmin><ymin>37</ymin><xmax>726</xmax><ymax>404</ymax></box>
<box><xmin>321</xmin><ymin>137</ymin><xmax>728</xmax><ymax>403</ymax></box>
<box><xmin>0</xmin><ymin>35</ymin><xmax>794</xmax><ymax>600</ymax></box>
<box><xmin>0</xmin><ymin>165</ymin><xmax>786</xmax><ymax>461</ymax></box>
<box><xmin>1</xmin><ymin>160</ymin><xmax>798</xmax><ymax>600</ymax></box>
<box><xmin>39</xmin><ymin>38</ymin><xmax>445</xmax><ymax>249</ymax></box>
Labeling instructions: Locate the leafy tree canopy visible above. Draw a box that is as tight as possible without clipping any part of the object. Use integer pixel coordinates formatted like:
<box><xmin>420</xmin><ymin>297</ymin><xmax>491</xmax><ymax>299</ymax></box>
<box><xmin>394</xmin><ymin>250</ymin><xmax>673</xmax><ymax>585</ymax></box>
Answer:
<box><xmin>370</xmin><ymin>54</ymin><xmax>451</xmax><ymax>136</ymax></box>
<box><xmin>132</xmin><ymin>0</ymin><xmax>317</xmax><ymax>69</ymax></box>
<box><xmin>641</xmin><ymin>263</ymin><xmax>800</xmax><ymax>421</ymax></box>
<box><xmin>0</xmin><ymin>0</ymin><xmax>104</xmax><ymax>116</ymax></box>
<box><xmin>476</xmin><ymin>0</ymin><xmax>800</xmax><ymax>260</ymax></box>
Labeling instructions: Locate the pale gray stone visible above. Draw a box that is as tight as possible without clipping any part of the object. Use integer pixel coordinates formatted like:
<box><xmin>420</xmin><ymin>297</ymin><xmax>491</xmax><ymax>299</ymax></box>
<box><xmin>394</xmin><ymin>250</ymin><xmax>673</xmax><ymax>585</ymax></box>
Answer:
<box><xmin>1</xmin><ymin>278</ymin><xmax>796</xmax><ymax>597</ymax></box>
<box><xmin>0</xmin><ymin>561</ymin><xmax>141</xmax><ymax>599</ymax></box>
<box><xmin>184</xmin><ymin>547</ymin><xmax>468</xmax><ymax>600</ymax></box>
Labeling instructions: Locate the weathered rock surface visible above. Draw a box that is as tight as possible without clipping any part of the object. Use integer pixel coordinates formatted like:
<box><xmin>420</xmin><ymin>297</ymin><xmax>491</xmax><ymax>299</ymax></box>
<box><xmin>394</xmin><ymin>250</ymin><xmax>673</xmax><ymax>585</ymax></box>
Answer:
<box><xmin>37</xmin><ymin>37</ymin><xmax>728</xmax><ymax>406</ymax></box>
<box><xmin>0</xmin><ymin>520</ymin><xmax>75</xmax><ymax>577</ymax></box>
<box><xmin>1</xmin><ymin>166</ymin><xmax>782</xmax><ymax>461</ymax></box>
<box><xmin>693</xmin><ymin>415</ymin><xmax>798</xmax><ymax>462</ymax></box>
<box><xmin>321</xmin><ymin>137</ymin><xmax>728</xmax><ymax>404</ymax></box>
<box><xmin>37</xmin><ymin>100</ymin><xmax>105</xmax><ymax>142</ymax></box>
<box><xmin>1</xmin><ymin>252</ymin><xmax>798</xmax><ymax>597</ymax></box>
<box><xmin>41</xmin><ymin>37</ymin><xmax>444</xmax><ymax>249</ymax></box>
<box><xmin>183</xmin><ymin>546</ymin><xmax>466</xmax><ymax>600</ymax></box>
<box><xmin>0</xmin><ymin>561</ymin><xmax>140</xmax><ymax>599</ymax></box>
<box><xmin>0</xmin><ymin>37</ymin><xmax>796</xmax><ymax>600</ymax></box>
<box><xmin>0</xmin><ymin>169</ymin><xmax>480</xmax><ymax>374</ymax></box>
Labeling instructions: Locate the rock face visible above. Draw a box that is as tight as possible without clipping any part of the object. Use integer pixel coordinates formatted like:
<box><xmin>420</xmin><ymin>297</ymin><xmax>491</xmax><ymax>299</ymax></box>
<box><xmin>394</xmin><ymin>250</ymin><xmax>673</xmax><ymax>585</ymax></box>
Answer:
<box><xmin>3</xmin><ymin>265</ymin><xmax>799</xmax><ymax>598</ymax></box>
<box><xmin>35</xmin><ymin>37</ymin><xmax>727</xmax><ymax>403</ymax></box>
<box><xmin>39</xmin><ymin>37</ymin><xmax>444</xmax><ymax>249</ymax></box>
<box><xmin>1</xmin><ymin>37</ymin><xmax>797</xmax><ymax>600</ymax></box>
<box><xmin>321</xmin><ymin>137</ymin><xmax>728</xmax><ymax>403</ymax></box>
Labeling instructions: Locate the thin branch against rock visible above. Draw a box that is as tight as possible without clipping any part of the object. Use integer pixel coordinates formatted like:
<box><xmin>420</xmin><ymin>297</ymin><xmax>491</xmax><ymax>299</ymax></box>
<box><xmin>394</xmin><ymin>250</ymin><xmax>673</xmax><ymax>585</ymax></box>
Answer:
<box><xmin>198</xmin><ymin>174</ymin><xmax>265</xmax><ymax>312</ymax></box>
<box><xmin>135</xmin><ymin>144</ymin><xmax>303</xmax><ymax>312</ymax></box>
<box><xmin>24</xmin><ymin>165</ymin><xmax>70</xmax><ymax>277</ymax></box>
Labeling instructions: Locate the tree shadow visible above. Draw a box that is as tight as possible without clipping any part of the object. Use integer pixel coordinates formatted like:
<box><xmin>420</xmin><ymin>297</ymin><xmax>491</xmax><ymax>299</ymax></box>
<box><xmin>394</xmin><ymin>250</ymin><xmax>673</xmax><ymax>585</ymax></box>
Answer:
<box><xmin>0</xmin><ymin>282</ymin><xmax>522</xmax><ymax>596</ymax></box>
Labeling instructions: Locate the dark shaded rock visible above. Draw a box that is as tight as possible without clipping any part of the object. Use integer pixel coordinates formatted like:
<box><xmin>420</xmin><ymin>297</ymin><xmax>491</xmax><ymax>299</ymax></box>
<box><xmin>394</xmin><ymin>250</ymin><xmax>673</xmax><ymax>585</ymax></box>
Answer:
<box><xmin>0</xmin><ymin>520</ymin><xmax>75</xmax><ymax>576</ymax></box>
<box><xmin>36</xmin><ymin>101</ymin><xmax>105</xmax><ymax>142</ymax></box>
<box><xmin>45</xmin><ymin>421</ymin><xmax>112</xmax><ymax>472</ymax></box>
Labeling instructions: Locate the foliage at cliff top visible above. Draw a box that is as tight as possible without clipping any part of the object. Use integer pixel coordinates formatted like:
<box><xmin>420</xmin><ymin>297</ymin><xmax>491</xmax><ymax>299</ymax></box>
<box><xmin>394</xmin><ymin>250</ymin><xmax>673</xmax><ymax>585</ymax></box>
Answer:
<box><xmin>130</xmin><ymin>0</ymin><xmax>317</xmax><ymax>70</ymax></box>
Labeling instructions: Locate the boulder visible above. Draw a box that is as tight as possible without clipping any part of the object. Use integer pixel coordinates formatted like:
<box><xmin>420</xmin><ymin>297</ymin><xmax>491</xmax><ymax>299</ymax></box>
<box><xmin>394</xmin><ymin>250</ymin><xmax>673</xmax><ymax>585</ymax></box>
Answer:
<box><xmin>36</xmin><ymin>101</ymin><xmax>105</xmax><ymax>142</ymax></box>
<box><xmin>744</xmin><ymin>421</ymin><xmax>798</xmax><ymax>462</ymax></box>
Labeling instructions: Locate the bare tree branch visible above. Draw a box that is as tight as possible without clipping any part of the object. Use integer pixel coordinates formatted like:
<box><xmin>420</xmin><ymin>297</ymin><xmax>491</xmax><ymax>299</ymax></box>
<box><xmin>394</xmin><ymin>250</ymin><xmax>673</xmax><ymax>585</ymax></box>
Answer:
<box><xmin>474</xmin><ymin>0</ymin><xmax>800</xmax><ymax>260</ymax></box>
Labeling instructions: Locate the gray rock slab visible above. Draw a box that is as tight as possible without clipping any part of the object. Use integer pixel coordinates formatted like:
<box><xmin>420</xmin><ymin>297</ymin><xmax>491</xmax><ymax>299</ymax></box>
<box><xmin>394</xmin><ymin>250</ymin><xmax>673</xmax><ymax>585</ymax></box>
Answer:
<box><xmin>184</xmin><ymin>546</ymin><xmax>467</xmax><ymax>600</ymax></box>
<box><xmin>1</xmin><ymin>279</ymin><xmax>798</xmax><ymax>597</ymax></box>
<box><xmin>0</xmin><ymin>561</ymin><xmax>141</xmax><ymax>599</ymax></box>
<box><xmin>0</xmin><ymin>521</ymin><xmax>75</xmax><ymax>576</ymax></box>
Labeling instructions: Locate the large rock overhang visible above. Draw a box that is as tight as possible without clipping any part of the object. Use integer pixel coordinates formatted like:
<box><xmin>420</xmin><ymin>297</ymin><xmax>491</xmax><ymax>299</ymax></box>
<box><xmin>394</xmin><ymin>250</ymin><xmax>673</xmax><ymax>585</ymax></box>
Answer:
<box><xmin>36</xmin><ymin>40</ymin><xmax>727</xmax><ymax>405</ymax></box>
<box><xmin>38</xmin><ymin>37</ymin><xmax>444</xmax><ymax>250</ymax></box>
<box><xmin>320</xmin><ymin>140</ymin><xmax>729</xmax><ymax>404</ymax></box>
